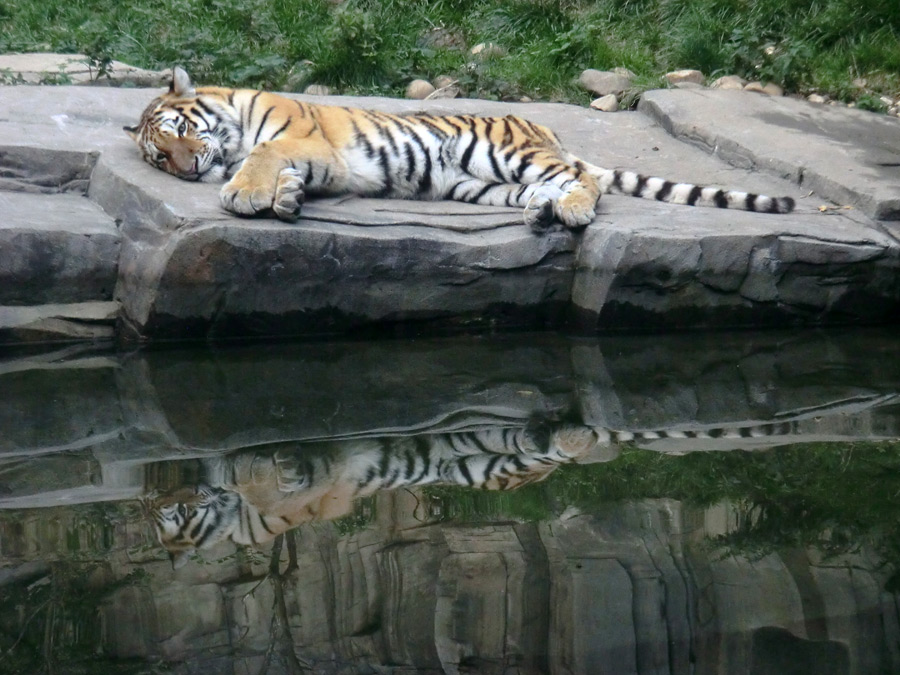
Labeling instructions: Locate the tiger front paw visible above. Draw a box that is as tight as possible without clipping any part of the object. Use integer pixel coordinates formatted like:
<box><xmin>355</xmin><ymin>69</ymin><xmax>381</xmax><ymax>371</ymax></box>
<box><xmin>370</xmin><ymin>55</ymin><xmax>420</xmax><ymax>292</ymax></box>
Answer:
<box><xmin>220</xmin><ymin>176</ymin><xmax>276</xmax><ymax>217</ymax></box>
<box><xmin>524</xmin><ymin>185</ymin><xmax>563</xmax><ymax>233</ymax></box>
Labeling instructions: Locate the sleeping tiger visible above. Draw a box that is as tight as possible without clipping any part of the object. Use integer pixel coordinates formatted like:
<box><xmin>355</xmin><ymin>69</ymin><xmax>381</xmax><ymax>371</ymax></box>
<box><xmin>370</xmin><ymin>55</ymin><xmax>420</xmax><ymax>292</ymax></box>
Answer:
<box><xmin>124</xmin><ymin>67</ymin><xmax>796</xmax><ymax>232</ymax></box>
<box><xmin>143</xmin><ymin>420</ymin><xmax>600</xmax><ymax>568</ymax></box>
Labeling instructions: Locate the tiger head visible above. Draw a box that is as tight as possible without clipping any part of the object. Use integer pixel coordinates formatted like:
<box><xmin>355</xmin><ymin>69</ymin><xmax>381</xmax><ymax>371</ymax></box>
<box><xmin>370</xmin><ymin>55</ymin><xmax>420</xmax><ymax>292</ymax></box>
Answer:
<box><xmin>141</xmin><ymin>484</ymin><xmax>243</xmax><ymax>569</ymax></box>
<box><xmin>123</xmin><ymin>67</ymin><xmax>236</xmax><ymax>183</ymax></box>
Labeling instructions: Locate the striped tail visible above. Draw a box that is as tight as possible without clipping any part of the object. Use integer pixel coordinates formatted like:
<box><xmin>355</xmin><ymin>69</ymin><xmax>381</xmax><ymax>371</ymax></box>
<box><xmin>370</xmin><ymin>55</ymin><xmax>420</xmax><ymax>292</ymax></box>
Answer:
<box><xmin>596</xmin><ymin>167</ymin><xmax>796</xmax><ymax>214</ymax></box>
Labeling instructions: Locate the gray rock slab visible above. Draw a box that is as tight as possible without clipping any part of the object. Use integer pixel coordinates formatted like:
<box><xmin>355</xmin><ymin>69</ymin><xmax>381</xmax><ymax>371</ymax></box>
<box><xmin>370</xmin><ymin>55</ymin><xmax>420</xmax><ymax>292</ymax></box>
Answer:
<box><xmin>0</xmin><ymin>52</ymin><xmax>168</xmax><ymax>87</ymax></box>
<box><xmin>0</xmin><ymin>192</ymin><xmax>120</xmax><ymax>305</ymax></box>
<box><xmin>0</xmin><ymin>301</ymin><xmax>118</xmax><ymax>343</ymax></box>
<box><xmin>640</xmin><ymin>88</ymin><xmax>900</xmax><ymax>220</ymax></box>
<box><xmin>0</xmin><ymin>84</ymin><xmax>897</xmax><ymax>339</ymax></box>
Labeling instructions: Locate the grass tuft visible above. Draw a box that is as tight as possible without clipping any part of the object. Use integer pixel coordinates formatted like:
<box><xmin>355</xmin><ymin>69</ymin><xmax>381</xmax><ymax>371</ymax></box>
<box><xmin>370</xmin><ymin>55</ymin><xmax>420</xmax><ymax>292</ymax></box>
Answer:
<box><xmin>0</xmin><ymin>0</ymin><xmax>897</xmax><ymax>104</ymax></box>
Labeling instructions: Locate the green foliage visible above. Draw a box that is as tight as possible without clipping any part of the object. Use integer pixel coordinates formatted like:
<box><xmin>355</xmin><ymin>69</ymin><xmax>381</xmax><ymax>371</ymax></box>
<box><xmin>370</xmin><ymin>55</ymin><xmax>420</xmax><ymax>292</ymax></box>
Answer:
<box><xmin>0</xmin><ymin>0</ymin><xmax>897</xmax><ymax>104</ymax></box>
<box><xmin>426</xmin><ymin>441</ymin><xmax>900</xmax><ymax>574</ymax></box>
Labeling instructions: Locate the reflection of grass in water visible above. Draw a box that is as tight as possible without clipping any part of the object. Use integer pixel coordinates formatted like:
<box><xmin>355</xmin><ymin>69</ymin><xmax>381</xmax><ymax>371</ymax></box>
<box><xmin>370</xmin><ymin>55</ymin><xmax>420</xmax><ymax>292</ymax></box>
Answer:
<box><xmin>426</xmin><ymin>441</ymin><xmax>900</xmax><ymax>581</ymax></box>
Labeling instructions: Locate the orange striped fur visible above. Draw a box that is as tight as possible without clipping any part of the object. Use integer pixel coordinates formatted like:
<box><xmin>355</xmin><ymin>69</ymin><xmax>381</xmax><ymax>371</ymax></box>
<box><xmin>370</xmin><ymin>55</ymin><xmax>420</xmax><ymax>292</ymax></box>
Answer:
<box><xmin>125</xmin><ymin>67</ymin><xmax>795</xmax><ymax>232</ymax></box>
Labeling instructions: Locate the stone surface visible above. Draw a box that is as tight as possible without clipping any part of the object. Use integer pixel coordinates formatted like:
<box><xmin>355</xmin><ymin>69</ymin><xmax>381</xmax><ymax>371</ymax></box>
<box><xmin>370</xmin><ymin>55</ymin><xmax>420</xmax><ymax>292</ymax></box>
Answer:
<box><xmin>578</xmin><ymin>69</ymin><xmax>632</xmax><ymax>97</ymax></box>
<box><xmin>640</xmin><ymin>88</ymin><xmax>900</xmax><ymax>221</ymax></box>
<box><xmin>0</xmin><ymin>192</ymin><xmax>120</xmax><ymax>304</ymax></box>
<box><xmin>0</xmin><ymin>52</ymin><xmax>167</xmax><ymax>87</ymax></box>
<box><xmin>0</xmin><ymin>84</ymin><xmax>899</xmax><ymax>341</ymax></box>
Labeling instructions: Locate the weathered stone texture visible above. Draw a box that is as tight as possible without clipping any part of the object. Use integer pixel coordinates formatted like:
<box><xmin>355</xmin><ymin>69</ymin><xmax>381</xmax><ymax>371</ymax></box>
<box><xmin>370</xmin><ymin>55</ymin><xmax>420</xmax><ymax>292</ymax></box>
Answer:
<box><xmin>0</xmin><ymin>84</ymin><xmax>899</xmax><ymax>342</ymax></box>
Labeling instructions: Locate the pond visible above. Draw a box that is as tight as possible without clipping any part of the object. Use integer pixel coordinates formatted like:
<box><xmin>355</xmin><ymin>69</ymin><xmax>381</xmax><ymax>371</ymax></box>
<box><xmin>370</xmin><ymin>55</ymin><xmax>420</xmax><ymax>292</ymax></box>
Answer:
<box><xmin>1</xmin><ymin>328</ymin><xmax>899</xmax><ymax>675</ymax></box>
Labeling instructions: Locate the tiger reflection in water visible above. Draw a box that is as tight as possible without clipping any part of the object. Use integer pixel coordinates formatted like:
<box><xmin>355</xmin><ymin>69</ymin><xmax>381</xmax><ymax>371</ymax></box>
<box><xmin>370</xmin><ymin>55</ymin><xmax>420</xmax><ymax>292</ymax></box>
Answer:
<box><xmin>143</xmin><ymin>419</ymin><xmax>600</xmax><ymax>568</ymax></box>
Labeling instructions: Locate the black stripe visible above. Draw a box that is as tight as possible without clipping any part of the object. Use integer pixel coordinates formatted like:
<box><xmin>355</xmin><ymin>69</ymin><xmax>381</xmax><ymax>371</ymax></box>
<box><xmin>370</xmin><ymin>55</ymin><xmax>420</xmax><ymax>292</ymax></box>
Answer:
<box><xmin>403</xmin><ymin>142</ymin><xmax>417</xmax><ymax>182</ymax></box>
<box><xmin>686</xmin><ymin>185</ymin><xmax>703</xmax><ymax>206</ymax></box>
<box><xmin>195</xmin><ymin>98</ymin><xmax>217</xmax><ymax>119</ymax></box>
<box><xmin>268</xmin><ymin>116</ymin><xmax>292</xmax><ymax>141</ymax></box>
<box><xmin>460</xmin><ymin>133</ymin><xmax>479</xmax><ymax>174</ymax></box>
<box><xmin>713</xmin><ymin>189</ymin><xmax>729</xmax><ymax>208</ymax></box>
<box><xmin>767</xmin><ymin>198</ymin><xmax>781</xmax><ymax>214</ymax></box>
<box><xmin>471</xmin><ymin>182</ymin><xmax>498</xmax><ymax>203</ymax></box>
<box><xmin>412</xmin><ymin>437</ymin><xmax>433</xmax><ymax>483</ymax></box>
<box><xmin>632</xmin><ymin>175</ymin><xmax>648</xmax><ymax>197</ymax></box>
<box><xmin>655</xmin><ymin>180</ymin><xmax>674</xmax><ymax>201</ymax></box>
<box><xmin>244</xmin><ymin>92</ymin><xmax>261</xmax><ymax>131</ymax></box>
<box><xmin>501</xmin><ymin>118</ymin><xmax>514</xmax><ymax>146</ymax></box>
<box><xmin>417</xmin><ymin>117</ymin><xmax>449</xmax><ymax>140</ymax></box>
<box><xmin>252</xmin><ymin>106</ymin><xmax>274</xmax><ymax>146</ymax></box>
<box><xmin>294</xmin><ymin>100</ymin><xmax>307</xmax><ymax>117</ymax></box>
<box><xmin>512</xmin><ymin>150</ymin><xmax>539</xmax><ymax>181</ymax></box>
<box><xmin>377</xmin><ymin>147</ymin><xmax>392</xmax><ymax>196</ymax></box>
<box><xmin>745</xmin><ymin>193</ymin><xmax>758</xmax><ymax>211</ymax></box>
<box><xmin>483</xmin><ymin>454</ymin><xmax>504</xmax><ymax>481</ymax></box>
<box><xmin>457</xmin><ymin>459</ymin><xmax>475</xmax><ymax>485</ymax></box>
<box><xmin>613</xmin><ymin>170</ymin><xmax>623</xmax><ymax>191</ymax></box>
<box><xmin>351</xmin><ymin>120</ymin><xmax>376</xmax><ymax>158</ymax></box>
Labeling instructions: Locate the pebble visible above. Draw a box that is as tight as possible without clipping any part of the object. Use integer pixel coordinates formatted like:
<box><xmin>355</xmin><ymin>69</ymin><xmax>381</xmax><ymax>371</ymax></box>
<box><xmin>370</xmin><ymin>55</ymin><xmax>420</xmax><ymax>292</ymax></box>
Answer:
<box><xmin>405</xmin><ymin>79</ymin><xmax>435</xmax><ymax>100</ymax></box>
<box><xmin>710</xmin><ymin>75</ymin><xmax>746</xmax><ymax>90</ymax></box>
<box><xmin>578</xmin><ymin>69</ymin><xmax>632</xmax><ymax>97</ymax></box>
<box><xmin>590</xmin><ymin>94</ymin><xmax>618</xmax><ymax>112</ymax></box>
<box><xmin>470</xmin><ymin>43</ymin><xmax>506</xmax><ymax>59</ymax></box>
<box><xmin>807</xmin><ymin>94</ymin><xmax>828</xmax><ymax>104</ymax></box>
<box><xmin>665</xmin><ymin>69</ymin><xmax>704</xmax><ymax>85</ymax></box>
<box><xmin>432</xmin><ymin>75</ymin><xmax>455</xmax><ymax>89</ymax></box>
<box><xmin>304</xmin><ymin>84</ymin><xmax>331</xmax><ymax>96</ymax></box>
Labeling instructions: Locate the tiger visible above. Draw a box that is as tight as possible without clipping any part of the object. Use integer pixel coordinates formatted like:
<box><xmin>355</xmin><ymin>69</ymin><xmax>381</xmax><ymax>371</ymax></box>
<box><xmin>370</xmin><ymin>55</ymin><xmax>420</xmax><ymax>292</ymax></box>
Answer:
<box><xmin>124</xmin><ymin>67</ymin><xmax>796</xmax><ymax>233</ymax></box>
<box><xmin>142</xmin><ymin>420</ymin><xmax>600</xmax><ymax>568</ymax></box>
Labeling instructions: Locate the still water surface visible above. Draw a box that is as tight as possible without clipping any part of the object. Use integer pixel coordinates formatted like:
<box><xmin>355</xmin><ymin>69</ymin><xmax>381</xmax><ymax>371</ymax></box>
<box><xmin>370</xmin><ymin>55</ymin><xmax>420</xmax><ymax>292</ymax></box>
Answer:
<box><xmin>1</xmin><ymin>329</ymin><xmax>899</xmax><ymax>674</ymax></box>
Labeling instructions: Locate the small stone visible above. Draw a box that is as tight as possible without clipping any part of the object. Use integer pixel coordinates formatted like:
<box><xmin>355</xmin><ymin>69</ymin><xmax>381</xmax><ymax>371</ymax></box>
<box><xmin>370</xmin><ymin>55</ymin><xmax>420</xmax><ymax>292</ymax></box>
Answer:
<box><xmin>879</xmin><ymin>95</ymin><xmax>894</xmax><ymax>107</ymax></box>
<box><xmin>889</xmin><ymin>105</ymin><xmax>899</xmax><ymax>117</ymax></box>
<box><xmin>664</xmin><ymin>69</ymin><xmax>704</xmax><ymax>86</ymax></box>
<box><xmin>470</xmin><ymin>43</ymin><xmax>506</xmax><ymax>59</ymax></box>
<box><xmin>710</xmin><ymin>75</ymin><xmax>746</xmax><ymax>90</ymax></box>
<box><xmin>432</xmin><ymin>75</ymin><xmax>455</xmax><ymax>89</ymax></box>
<box><xmin>304</xmin><ymin>84</ymin><xmax>331</xmax><ymax>96</ymax></box>
<box><xmin>578</xmin><ymin>69</ymin><xmax>632</xmax><ymax>97</ymax></box>
<box><xmin>852</xmin><ymin>78</ymin><xmax>867</xmax><ymax>89</ymax></box>
<box><xmin>807</xmin><ymin>93</ymin><xmax>828</xmax><ymax>104</ymax></box>
<box><xmin>743</xmin><ymin>81</ymin><xmax>766</xmax><ymax>93</ymax></box>
<box><xmin>589</xmin><ymin>94</ymin><xmax>618</xmax><ymax>112</ymax></box>
<box><xmin>406</xmin><ymin>79</ymin><xmax>435</xmax><ymax>100</ymax></box>
<box><xmin>425</xmin><ymin>82</ymin><xmax>459</xmax><ymax>100</ymax></box>
<box><xmin>762</xmin><ymin>83</ymin><xmax>783</xmax><ymax>97</ymax></box>
<box><xmin>519</xmin><ymin>96</ymin><xmax>533</xmax><ymax>103</ymax></box>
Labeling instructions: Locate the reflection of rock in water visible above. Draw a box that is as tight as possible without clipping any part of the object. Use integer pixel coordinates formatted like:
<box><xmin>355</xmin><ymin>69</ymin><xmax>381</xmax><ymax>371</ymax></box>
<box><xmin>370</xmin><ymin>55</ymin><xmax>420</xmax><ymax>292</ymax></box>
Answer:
<box><xmin>1</xmin><ymin>494</ymin><xmax>896</xmax><ymax>674</ymax></box>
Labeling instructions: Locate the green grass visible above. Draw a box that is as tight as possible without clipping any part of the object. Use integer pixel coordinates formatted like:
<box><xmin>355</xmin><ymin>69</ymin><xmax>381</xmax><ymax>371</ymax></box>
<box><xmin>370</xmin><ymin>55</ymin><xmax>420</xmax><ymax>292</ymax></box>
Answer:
<box><xmin>0</xmin><ymin>0</ymin><xmax>897</xmax><ymax>104</ymax></box>
<box><xmin>427</xmin><ymin>441</ymin><xmax>900</xmax><ymax>587</ymax></box>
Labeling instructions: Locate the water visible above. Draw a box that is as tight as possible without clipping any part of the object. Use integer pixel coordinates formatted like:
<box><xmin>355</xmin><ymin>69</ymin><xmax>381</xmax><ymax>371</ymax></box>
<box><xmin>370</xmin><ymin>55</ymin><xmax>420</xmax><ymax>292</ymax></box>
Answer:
<box><xmin>1</xmin><ymin>329</ymin><xmax>899</xmax><ymax>675</ymax></box>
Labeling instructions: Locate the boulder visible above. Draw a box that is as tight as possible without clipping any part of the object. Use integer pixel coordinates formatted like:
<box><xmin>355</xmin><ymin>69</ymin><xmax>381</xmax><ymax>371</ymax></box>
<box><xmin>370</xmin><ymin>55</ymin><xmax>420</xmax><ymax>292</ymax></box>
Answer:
<box><xmin>578</xmin><ymin>69</ymin><xmax>632</xmax><ymax>97</ymax></box>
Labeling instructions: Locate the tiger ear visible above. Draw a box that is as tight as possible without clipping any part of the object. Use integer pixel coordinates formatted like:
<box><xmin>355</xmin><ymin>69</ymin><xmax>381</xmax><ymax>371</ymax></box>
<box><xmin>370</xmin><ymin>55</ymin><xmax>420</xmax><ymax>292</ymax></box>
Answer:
<box><xmin>123</xmin><ymin>125</ymin><xmax>139</xmax><ymax>140</ymax></box>
<box><xmin>169</xmin><ymin>66</ymin><xmax>196</xmax><ymax>98</ymax></box>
